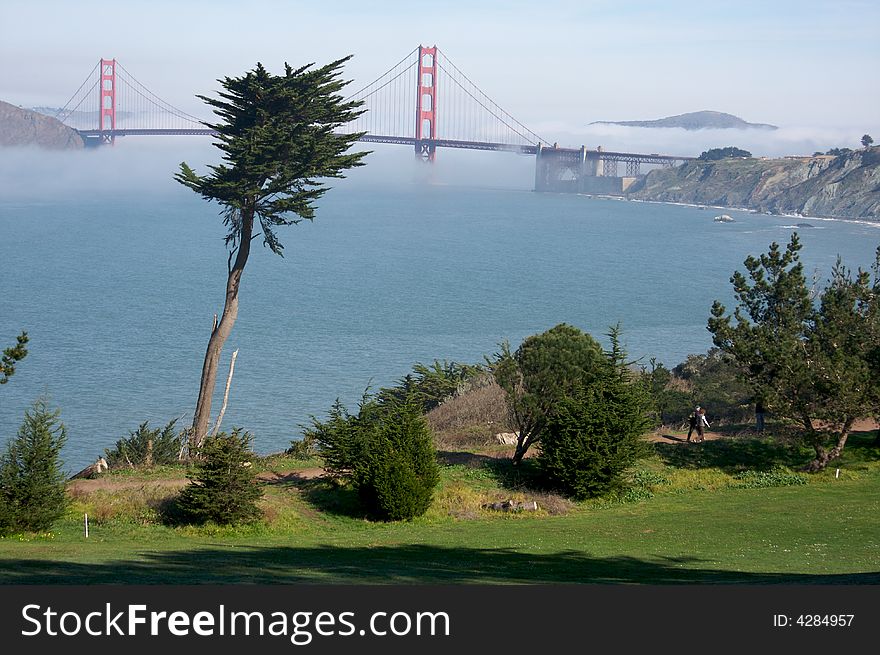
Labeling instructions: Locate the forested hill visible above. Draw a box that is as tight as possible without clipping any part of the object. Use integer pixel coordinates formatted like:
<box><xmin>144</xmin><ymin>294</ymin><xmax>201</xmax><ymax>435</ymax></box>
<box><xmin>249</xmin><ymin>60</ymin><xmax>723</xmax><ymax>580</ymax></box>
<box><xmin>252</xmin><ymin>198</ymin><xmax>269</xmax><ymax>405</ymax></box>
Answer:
<box><xmin>625</xmin><ymin>148</ymin><xmax>880</xmax><ymax>220</ymax></box>
<box><xmin>0</xmin><ymin>100</ymin><xmax>83</xmax><ymax>149</ymax></box>
<box><xmin>591</xmin><ymin>111</ymin><xmax>777</xmax><ymax>131</ymax></box>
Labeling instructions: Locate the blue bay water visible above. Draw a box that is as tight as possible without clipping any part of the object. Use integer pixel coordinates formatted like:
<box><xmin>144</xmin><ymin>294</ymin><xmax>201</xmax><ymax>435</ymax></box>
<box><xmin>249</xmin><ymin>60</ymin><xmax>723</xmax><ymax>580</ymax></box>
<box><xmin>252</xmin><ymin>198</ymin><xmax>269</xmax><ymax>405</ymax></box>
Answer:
<box><xmin>1</xmin><ymin>145</ymin><xmax>879</xmax><ymax>472</ymax></box>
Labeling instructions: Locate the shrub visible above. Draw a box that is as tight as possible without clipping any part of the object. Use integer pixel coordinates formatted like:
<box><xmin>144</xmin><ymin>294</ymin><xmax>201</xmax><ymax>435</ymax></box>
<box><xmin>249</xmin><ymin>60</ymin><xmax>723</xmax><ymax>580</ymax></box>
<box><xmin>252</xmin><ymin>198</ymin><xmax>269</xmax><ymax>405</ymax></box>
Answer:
<box><xmin>171</xmin><ymin>429</ymin><xmax>262</xmax><ymax>525</ymax></box>
<box><xmin>0</xmin><ymin>398</ymin><xmax>68</xmax><ymax>534</ymax></box>
<box><xmin>287</xmin><ymin>433</ymin><xmax>318</xmax><ymax>460</ymax></box>
<box><xmin>732</xmin><ymin>468</ymin><xmax>807</xmax><ymax>488</ymax></box>
<box><xmin>353</xmin><ymin>402</ymin><xmax>439</xmax><ymax>521</ymax></box>
<box><xmin>537</xmin><ymin>376</ymin><xmax>652</xmax><ymax>500</ymax></box>
<box><xmin>646</xmin><ymin>349</ymin><xmax>753</xmax><ymax>427</ymax></box>
<box><xmin>0</xmin><ymin>495</ymin><xmax>13</xmax><ymax>534</ymax></box>
<box><xmin>493</xmin><ymin>323</ymin><xmax>608</xmax><ymax>463</ymax></box>
<box><xmin>424</xmin><ymin>375</ymin><xmax>513</xmax><ymax>448</ymax></box>
<box><xmin>303</xmin><ymin>398</ymin><xmax>370</xmax><ymax>477</ymax></box>
<box><xmin>105</xmin><ymin>419</ymin><xmax>183</xmax><ymax>468</ymax></box>
<box><xmin>376</xmin><ymin>360</ymin><xmax>484</xmax><ymax>414</ymax></box>
<box><xmin>697</xmin><ymin>146</ymin><xmax>752</xmax><ymax>161</ymax></box>
<box><xmin>310</xmin><ymin>395</ymin><xmax>440</xmax><ymax>521</ymax></box>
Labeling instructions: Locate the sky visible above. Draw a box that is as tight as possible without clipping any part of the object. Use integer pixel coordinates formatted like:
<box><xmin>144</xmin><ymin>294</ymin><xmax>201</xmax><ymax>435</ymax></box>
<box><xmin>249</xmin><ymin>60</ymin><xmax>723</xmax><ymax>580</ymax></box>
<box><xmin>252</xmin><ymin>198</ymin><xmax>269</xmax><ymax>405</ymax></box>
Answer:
<box><xmin>1</xmin><ymin>0</ymin><xmax>878</xmax><ymax>156</ymax></box>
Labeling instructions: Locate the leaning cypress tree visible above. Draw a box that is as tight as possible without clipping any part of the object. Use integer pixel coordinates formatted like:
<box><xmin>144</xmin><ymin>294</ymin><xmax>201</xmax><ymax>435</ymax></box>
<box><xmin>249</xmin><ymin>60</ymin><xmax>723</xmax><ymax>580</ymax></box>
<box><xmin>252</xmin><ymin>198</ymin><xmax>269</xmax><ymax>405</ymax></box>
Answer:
<box><xmin>0</xmin><ymin>398</ymin><xmax>68</xmax><ymax>534</ymax></box>
<box><xmin>176</xmin><ymin>59</ymin><xmax>366</xmax><ymax>449</ymax></box>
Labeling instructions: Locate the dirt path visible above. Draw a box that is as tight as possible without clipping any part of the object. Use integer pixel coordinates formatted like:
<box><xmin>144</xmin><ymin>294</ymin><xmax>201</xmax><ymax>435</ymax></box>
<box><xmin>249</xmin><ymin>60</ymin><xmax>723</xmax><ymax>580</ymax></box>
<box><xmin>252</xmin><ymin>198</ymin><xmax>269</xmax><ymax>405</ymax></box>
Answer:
<box><xmin>649</xmin><ymin>418</ymin><xmax>879</xmax><ymax>445</ymax></box>
<box><xmin>256</xmin><ymin>468</ymin><xmax>325</xmax><ymax>483</ymax></box>
<box><xmin>68</xmin><ymin>467</ymin><xmax>328</xmax><ymax>493</ymax></box>
<box><xmin>68</xmin><ymin>477</ymin><xmax>188</xmax><ymax>494</ymax></box>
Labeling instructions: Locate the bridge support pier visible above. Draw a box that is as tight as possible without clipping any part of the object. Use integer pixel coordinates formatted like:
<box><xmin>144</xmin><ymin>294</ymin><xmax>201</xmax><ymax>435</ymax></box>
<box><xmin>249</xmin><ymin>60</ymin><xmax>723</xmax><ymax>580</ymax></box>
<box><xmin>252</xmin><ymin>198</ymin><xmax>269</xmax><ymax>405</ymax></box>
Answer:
<box><xmin>534</xmin><ymin>144</ymin><xmax>645</xmax><ymax>195</ymax></box>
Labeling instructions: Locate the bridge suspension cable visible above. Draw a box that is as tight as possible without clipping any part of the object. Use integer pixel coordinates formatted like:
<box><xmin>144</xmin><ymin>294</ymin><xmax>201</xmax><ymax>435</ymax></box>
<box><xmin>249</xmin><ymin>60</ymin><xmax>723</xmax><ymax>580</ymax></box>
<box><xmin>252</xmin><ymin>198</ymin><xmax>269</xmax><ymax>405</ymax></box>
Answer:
<box><xmin>53</xmin><ymin>61</ymin><xmax>100</xmax><ymax>127</ymax></box>
<box><xmin>115</xmin><ymin>62</ymin><xmax>205</xmax><ymax>129</ymax></box>
<box><xmin>339</xmin><ymin>46</ymin><xmax>547</xmax><ymax>149</ymax></box>
<box><xmin>340</xmin><ymin>47</ymin><xmax>418</xmax><ymax>139</ymax></box>
<box><xmin>435</xmin><ymin>48</ymin><xmax>548</xmax><ymax>147</ymax></box>
<box><xmin>54</xmin><ymin>49</ymin><xmax>556</xmax><ymax>156</ymax></box>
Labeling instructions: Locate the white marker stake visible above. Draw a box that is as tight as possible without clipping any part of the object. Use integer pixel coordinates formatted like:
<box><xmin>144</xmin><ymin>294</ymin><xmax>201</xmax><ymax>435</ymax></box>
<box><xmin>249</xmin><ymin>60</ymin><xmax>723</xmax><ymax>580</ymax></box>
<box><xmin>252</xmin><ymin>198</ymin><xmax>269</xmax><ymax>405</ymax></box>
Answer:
<box><xmin>84</xmin><ymin>513</ymin><xmax>89</xmax><ymax>539</ymax></box>
<box><xmin>835</xmin><ymin>468</ymin><xmax>840</xmax><ymax>479</ymax></box>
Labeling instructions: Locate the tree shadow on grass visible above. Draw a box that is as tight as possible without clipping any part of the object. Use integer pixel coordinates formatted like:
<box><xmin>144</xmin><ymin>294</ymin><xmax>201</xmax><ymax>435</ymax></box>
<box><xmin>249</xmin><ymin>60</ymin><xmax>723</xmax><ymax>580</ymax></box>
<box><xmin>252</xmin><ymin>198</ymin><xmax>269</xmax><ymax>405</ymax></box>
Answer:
<box><xmin>481</xmin><ymin>458</ymin><xmax>547</xmax><ymax>492</ymax></box>
<box><xmin>655</xmin><ymin>430</ymin><xmax>880</xmax><ymax>473</ymax></box>
<box><xmin>278</xmin><ymin>476</ymin><xmax>367</xmax><ymax>520</ymax></box>
<box><xmin>654</xmin><ymin>438</ymin><xmax>804</xmax><ymax>473</ymax></box>
<box><xmin>436</xmin><ymin>451</ymin><xmax>498</xmax><ymax>468</ymax></box>
<box><xmin>0</xmin><ymin>544</ymin><xmax>877</xmax><ymax>585</ymax></box>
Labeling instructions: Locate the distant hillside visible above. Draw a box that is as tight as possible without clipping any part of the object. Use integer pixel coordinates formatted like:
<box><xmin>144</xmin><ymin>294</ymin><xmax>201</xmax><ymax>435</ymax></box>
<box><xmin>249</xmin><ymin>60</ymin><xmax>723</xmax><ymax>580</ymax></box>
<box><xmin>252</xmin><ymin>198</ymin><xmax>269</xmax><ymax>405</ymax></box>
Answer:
<box><xmin>626</xmin><ymin>147</ymin><xmax>880</xmax><ymax>220</ymax></box>
<box><xmin>0</xmin><ymin>100</ymin><xmax>83</xmax><ymax>149</ymax></box>
<box><xmin>591</xmin><ymin>110</ymin><xmax>777</xmax><ymax>131</ymax></box>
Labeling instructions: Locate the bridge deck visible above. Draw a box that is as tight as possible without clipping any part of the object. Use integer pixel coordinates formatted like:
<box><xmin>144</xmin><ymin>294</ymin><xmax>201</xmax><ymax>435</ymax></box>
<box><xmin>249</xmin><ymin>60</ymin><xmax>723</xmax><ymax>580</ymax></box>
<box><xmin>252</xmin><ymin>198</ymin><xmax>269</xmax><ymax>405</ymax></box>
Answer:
<box><xmin>76</xmin><ymin>129</ymin><xmax>691</xmax><ymax>163</ymax></box>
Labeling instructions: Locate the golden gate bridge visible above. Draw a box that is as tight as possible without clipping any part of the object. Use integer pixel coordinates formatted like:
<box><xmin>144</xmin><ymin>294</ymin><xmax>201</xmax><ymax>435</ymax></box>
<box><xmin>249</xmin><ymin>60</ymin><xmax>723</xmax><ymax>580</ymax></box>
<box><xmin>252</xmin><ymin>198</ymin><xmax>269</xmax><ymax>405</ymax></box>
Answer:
<box><xmin>53</xmin><ymin>46</ymin><xmax>692</xmax><ymax>192</ymax></box>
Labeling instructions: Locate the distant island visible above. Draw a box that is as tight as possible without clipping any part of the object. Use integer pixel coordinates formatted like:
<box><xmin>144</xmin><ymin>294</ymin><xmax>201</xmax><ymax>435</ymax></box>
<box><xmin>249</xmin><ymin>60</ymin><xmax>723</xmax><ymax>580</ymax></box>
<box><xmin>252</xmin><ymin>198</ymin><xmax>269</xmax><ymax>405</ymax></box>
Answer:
<box><xmin>0</xmin><ymin>100</ymin><xmax>83</xmax><ymax>149</ymax></box>
<box><xmin>590</xmin><ymin>110</ymin><xmax>778</xmax><ymax>131</ymax></box>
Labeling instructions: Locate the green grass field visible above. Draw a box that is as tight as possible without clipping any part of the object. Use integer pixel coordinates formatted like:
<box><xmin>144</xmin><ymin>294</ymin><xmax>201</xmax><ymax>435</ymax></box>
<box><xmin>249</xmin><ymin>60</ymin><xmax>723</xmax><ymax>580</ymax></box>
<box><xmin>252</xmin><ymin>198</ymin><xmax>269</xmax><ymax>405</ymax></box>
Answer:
<box><xmin>1</xmin><ymin>430</ymin><xmax>878</xmax><ymax>584</ymax></box>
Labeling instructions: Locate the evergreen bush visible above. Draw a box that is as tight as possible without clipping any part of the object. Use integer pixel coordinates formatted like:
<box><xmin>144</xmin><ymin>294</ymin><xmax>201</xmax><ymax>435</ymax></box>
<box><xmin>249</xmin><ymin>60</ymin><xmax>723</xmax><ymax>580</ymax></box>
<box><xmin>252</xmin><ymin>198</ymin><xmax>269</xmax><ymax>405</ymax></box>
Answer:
<box><xmin>493</xmin><ymin>323</ymin><xmax>608</xmax><ymax>463</ymax></box>
<box><xmin>105</xmin><ymin>419</ymin><xmax>183</xmax><ymax>468</ymax></box>
<box><xmin>171</xmin><ymin>429</ymin><xmax>262</xmax><ymax>525</ymax></box>
<box><xmin>310</xmin><ymin>394</ymin><xmax>439</xmax><ymax>521</ymax></box>
<box><xmin>0</xmin><ymin>398</ymin><xmax>68</xmax><ymax>534</ymax></box>
<box><xmin>287</xmin><ymin>433</ymin><xmax>318</xmax><ymax>460</ymax></box>
<box><xmin>353</xmin><ymin>402</ymin><xmax>439</xmax><ymax>521</ymax></box>
<box><xmin>303</xmin><ymin>398</ymin><xmax>370</xmax><ymax>476</ymax></box>
<box><xmin>537</xmin><ymin>376</ymin><xmax>652</xmax><ymax>500</ymax></box>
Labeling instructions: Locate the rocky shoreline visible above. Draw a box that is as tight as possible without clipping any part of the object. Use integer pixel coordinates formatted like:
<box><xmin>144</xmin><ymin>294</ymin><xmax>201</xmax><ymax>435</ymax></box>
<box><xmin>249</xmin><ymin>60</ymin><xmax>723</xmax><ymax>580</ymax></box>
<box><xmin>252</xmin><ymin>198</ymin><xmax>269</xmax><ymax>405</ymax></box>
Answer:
<box><xmin>625</xmin><ymin>147</ymin><xmax>880</xmax><ymax>221</ymax></box>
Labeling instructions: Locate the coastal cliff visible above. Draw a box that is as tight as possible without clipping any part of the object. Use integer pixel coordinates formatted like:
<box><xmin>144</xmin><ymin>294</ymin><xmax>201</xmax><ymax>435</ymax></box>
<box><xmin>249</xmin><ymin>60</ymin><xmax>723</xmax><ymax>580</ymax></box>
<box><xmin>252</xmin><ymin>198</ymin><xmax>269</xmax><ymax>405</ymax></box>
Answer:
<box><xmin>626</xmin><ymin>148</ymin><xmax>880</xmax><ymax>220</ymax></box>
<box><xmin>0</xmin><ymin>100</ymin><xmax>83</xmax><ymax>150</ymax></box>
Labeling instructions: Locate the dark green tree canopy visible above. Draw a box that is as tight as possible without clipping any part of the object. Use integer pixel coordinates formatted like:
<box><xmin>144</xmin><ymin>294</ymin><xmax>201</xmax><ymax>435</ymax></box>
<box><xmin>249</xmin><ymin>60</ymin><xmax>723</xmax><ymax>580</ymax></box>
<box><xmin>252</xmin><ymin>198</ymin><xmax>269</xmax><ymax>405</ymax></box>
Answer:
<box><xmin>176</xmin><ymin>59</ymin><xmax>366</xmax><ymax>256</ymax></box>
<box><xmin>0</xmin><ymin>398</ymin><xmax>68</xmax><ymax>535</ymax></box>
<box><xmin>709</xmin><ymin>234</ymin><xmax>880</xmax><ymax>470</ymax></box>
<box><xmin>1</xmin><ymin>331</ymin><xmax>29</xmax><ymax>385</ymax></box>
<box><xmin>172</xmin><ymin>429</ymin><xmax>263</xmax><ymax>526</ymax></box>
<box><xmin>708</xmin><ymin>233</ymin><xmax>814</xmax><ymax>409</ymax></box>
<box><xmin>493</xmin><ymin>323</ymin><xmax>610</xmax><ymax>464</ymax></box>
<box><xmin>698</xmin><ymin>146</ymin><xmax>752</xmax><ymax>161</ymax></box>
<box><xmin>538</xmin><ymin>375</ymin><xmax>652</xmax><ymax>500</ymax></box>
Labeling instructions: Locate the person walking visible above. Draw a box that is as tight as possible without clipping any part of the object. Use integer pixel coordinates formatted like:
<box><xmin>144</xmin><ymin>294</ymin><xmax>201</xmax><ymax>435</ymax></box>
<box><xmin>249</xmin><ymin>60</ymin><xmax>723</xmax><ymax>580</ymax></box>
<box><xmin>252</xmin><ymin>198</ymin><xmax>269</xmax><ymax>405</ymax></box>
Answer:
<box><xmin>687</xmin><ymin>405</ymin><xmax>700</xmax><ymax>442</ymax></box>
<box><xmin>755</xmin><ymin>399</ymin><xmax>765</xmax><ymax>433</ymax></box>
<box><xmin>695</xmin><ymin>408</ymin><xmax>710</xmax><ymax>442</ymax></box>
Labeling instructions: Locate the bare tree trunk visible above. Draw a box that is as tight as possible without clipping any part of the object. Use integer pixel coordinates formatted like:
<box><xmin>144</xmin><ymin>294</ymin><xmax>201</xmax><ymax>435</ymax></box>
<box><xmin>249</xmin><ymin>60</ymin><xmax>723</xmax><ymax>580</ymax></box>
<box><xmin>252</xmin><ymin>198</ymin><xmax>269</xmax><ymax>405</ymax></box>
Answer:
<box><xmin>512</xmin><ymin>434</ymin><xmax>534</xmax><ymax>465</ymax></box>
<box><xmin>210</xmin><ymin>348</ymin><xmax>239</xmax><ymax>438</ymax></box>
<box><xmin>191</xmin><ymin>208</ymin><xmax>254</xmax><ymax>448</ymax></box>
<box><xmin>805</xmin><ymin>417</ymin><xmax>854</xmax><ymax>472</ymax></box>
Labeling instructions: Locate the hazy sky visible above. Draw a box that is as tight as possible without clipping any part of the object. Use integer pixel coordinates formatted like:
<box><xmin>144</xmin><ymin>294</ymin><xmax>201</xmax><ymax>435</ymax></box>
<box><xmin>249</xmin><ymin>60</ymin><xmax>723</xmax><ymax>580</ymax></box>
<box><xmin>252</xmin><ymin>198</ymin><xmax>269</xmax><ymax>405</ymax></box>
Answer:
<box><xmin>2</xmin><ymin>0</ymin><xmax>878</xmax><ymax>151</ymax></box>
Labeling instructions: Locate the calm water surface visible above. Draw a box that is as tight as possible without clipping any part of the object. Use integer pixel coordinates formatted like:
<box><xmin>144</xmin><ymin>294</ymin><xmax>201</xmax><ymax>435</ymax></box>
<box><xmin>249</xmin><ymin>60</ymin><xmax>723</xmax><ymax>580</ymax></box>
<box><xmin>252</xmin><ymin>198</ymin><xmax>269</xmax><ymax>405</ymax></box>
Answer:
<box><xmin>2</xmin><ymin>148</ymin><xmax>878</xmax><ymax>471</ymax></box>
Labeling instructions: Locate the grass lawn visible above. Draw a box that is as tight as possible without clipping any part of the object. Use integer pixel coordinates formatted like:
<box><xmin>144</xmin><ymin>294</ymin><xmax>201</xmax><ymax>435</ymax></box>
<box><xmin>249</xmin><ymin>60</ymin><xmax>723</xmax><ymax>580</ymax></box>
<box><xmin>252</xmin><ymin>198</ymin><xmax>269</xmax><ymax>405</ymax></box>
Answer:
<box><xmin>1</xmin><ymin>431</ymin><xmax>878</xmax><ymax>584</ymax></box>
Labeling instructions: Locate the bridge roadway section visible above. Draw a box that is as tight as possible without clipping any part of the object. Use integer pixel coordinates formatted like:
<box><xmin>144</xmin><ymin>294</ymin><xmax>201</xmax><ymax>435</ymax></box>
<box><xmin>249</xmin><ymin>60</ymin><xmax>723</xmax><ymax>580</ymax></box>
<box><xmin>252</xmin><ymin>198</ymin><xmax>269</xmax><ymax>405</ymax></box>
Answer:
<box><xmin>77</xmin><ymin>129</ymin><xmax>692</xmax><ymax>193</ymax></box>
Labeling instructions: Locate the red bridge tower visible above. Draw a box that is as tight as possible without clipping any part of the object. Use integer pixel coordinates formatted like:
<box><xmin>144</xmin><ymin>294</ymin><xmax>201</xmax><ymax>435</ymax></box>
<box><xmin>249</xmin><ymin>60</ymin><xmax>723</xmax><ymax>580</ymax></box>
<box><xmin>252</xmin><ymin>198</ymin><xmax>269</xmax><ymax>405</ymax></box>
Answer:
<box><xmin>99</xmin><ymin>58</ymin><xmax>116</xmax><ymax>144</ymax></box>
<box><xmin>415</xmin><ymin>45</ymin><xmax>437</xmax><ymax>162</ymax></box>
